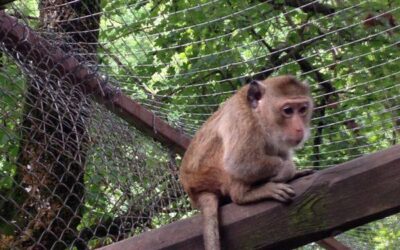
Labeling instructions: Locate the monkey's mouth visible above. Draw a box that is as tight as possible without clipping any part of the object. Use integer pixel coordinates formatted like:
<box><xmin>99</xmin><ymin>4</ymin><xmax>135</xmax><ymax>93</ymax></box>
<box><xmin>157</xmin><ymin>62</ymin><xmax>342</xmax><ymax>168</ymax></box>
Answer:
<box><xmin>292</xmin><ymin>139</ymin><xmax>305</xmax><ymax>149</ymax></box>
<box><xmin>287</xmin><ymin>138</ymin><xmax>303</xmax><ymax>147</ymax></box>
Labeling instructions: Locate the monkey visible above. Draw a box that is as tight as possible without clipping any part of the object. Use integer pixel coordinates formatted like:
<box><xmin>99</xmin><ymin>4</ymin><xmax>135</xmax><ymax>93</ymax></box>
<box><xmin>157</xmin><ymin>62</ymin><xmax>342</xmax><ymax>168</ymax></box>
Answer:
<box><xmin>179</xmin><ymin>75</ymin><xmax>314</xmax><ymax>250</ymax></box>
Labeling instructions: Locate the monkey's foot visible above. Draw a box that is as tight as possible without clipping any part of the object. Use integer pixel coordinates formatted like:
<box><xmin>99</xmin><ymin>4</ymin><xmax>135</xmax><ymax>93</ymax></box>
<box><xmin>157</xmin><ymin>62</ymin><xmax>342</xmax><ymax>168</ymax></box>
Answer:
<box><xmin>268</xmin><ymin>182</ymin><xmax>295</xmax><ymax>203</ymax></box>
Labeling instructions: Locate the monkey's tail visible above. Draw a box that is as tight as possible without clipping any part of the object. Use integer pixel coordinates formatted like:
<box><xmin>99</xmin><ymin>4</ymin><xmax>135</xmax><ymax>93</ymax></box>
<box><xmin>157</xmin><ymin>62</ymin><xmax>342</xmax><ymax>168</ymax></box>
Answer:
<box><xmin>198</xmin><ymin>192</ymin><xmax>220</xmax><ymax>250</ymax></box>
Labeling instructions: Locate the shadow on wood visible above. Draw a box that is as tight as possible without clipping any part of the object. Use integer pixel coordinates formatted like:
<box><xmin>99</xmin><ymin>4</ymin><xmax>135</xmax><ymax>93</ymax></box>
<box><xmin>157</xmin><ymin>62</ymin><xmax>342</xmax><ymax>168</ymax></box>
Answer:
<box><xmin>99</xmin><ymin>144</ymin><xmax>400</xmax><ymax>250</ymax></box>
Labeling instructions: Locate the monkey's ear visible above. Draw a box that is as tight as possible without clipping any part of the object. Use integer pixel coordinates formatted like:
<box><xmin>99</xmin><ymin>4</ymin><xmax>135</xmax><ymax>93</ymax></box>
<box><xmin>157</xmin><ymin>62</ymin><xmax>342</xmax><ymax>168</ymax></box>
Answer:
<box><xmin>247</xmin><ymin>80</ymin><xmax>263</xmax><ymax>109</ymax></box>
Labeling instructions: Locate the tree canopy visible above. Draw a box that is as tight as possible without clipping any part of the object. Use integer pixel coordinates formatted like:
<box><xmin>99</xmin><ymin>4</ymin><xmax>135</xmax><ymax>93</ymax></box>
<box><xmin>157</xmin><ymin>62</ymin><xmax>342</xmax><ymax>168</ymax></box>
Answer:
<box><xmin>0</xmin><ymin>0</ymin><xmax>399</xmax><ymax>249</ymax></box>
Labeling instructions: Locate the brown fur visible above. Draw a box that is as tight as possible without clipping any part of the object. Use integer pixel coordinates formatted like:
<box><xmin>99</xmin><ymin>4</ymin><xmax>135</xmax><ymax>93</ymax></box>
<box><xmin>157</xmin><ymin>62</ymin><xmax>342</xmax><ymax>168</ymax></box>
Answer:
<box><xmin>179</xmin><ymin>75</ymin><xmax>313</xmax><ymax>250</ymax></box>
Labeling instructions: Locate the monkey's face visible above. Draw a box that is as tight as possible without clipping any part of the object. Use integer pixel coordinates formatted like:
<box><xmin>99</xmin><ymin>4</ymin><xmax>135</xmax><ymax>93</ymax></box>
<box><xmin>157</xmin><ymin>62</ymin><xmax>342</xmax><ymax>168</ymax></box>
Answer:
<box><xmin>247</xmin><ymin>77</ymin><xmax>313</xmax><ymax>150</ymax></box>
<box><xmin>276</xmin><ymin>98</ymin><xmax>312</xmax><ymax>149</ymax></box>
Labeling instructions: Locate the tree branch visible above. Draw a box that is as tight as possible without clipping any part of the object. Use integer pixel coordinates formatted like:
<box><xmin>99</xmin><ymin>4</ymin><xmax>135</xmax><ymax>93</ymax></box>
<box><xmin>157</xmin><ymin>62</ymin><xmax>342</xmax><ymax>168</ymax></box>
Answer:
<box><xmin>261</xmin><ymin>0</ymin><xmax>336</xmax><ymax>16</ymax></box>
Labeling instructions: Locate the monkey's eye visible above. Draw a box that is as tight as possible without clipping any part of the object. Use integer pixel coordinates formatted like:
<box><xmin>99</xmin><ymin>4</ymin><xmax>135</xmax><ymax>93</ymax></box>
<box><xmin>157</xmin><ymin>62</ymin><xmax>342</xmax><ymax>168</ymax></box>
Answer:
<box><xmin>299</xmin><ymin>105</ymin><xmax>308</xmax><ymax>116</ymax></box>
<box><xmin>282</xmin><ymin>106</ymin><xmax>294</xmax><ymax>117</ymax></box>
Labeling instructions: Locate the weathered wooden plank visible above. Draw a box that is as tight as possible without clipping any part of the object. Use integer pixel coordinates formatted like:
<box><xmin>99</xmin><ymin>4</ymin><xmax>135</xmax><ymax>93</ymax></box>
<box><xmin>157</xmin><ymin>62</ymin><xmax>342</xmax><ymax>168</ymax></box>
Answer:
<box><xmin>316</xmin><ymin>237</ymin><xmax>350</xmax><ymax>250</ymax></box>
<box><xmin>98</xmin><ymin>145</ymin><xmax>400</xmax><ymax>250</ymax></box>
<box><xmin>0</xmin><ymin>11</ymin><xmax>191</xmax><ymax>155</ymax></box>
<box><xmin>103</xmin><ymin>95</ymin><xmax>190</xmax><ymax>154</ymax></box>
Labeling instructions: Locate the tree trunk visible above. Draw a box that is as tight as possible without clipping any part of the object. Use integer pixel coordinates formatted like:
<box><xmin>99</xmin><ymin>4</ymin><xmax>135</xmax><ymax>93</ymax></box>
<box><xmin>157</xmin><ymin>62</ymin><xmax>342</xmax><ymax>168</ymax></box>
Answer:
<box><xmin>10</xmin><ymin>1</ymin><xmax>101</xmax><ymax>249</ymax></box>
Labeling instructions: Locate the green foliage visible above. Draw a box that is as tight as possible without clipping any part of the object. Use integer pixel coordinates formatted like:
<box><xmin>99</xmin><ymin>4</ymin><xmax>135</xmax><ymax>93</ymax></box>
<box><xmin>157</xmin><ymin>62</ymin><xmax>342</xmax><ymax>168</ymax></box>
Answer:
<box><xmin>94</xmin><ymin>0</ymin><xmax>400</xmax><ymax>246</ymax></box>
<box><xmin>1</xmin><ymin>0</ymin><xmax>400</xmax><ymax>248</ymax></box>
<box><xmin>0</xmin><ymin>61</ymin><xmax>25</xmax><ymax>189</ymax></box>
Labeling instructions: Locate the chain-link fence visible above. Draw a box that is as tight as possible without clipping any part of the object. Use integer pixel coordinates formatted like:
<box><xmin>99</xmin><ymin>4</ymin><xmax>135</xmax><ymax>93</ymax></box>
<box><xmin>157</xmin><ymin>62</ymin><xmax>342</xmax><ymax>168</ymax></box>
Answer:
<box><xmin>0</xmin><ymin>0</ymin><xmax>399</xmax><ymax>249</ymax></box>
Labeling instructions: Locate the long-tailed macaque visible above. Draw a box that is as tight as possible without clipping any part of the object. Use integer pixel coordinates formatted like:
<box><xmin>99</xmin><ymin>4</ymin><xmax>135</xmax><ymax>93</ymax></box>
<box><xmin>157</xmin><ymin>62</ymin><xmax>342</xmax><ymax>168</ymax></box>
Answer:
<box><xmin>179</xmin><ymin>75</ymin><xmax>314</xmax><ymax>250</ymax></box>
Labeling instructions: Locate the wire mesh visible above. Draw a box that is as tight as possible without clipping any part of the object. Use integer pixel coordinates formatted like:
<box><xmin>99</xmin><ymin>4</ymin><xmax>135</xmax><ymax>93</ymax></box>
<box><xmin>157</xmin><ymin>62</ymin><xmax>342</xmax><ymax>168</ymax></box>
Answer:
<box><xmin>0</xmin><ymin>0</ymin><xmax>399</xmax><ymax>249</ymax></box>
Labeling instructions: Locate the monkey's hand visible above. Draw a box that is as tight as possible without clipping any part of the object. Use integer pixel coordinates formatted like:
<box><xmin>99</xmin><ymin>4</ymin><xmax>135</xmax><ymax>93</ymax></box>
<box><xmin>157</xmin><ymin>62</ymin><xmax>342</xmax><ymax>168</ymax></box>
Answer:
<box><xmin>265</xmin><ymin>182</ymin><xmax>295</xmax><ymax>203</ymax></box>
<box><xmin>229</xmin><ymin>180</ymin><xmax>295</xmax><ymax>204</ymax></box>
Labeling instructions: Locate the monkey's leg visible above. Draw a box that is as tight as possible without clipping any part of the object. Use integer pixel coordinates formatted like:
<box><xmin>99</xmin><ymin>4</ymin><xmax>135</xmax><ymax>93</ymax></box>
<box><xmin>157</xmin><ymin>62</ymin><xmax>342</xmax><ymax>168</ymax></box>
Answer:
<box><xmin>198</xmin><ymin>192</ymin><xmax>221</xmax><ymax>250</ymax></box>
<box><xmin>230</xmin><ymin>181</ymin><xmax>295</xmax><ymax>204</ymax></box>
<box><xmin>269</xmin><ymin>160</ymin><xmax>296</xmax><ymax>183</ymax></box>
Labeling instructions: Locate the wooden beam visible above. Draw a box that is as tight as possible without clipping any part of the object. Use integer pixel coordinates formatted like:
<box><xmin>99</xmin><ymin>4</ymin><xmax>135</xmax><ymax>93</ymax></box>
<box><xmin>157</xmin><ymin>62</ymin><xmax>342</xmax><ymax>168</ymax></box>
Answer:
<box><xmin>317</xmin><ymin>237</ymin><xmax>351</xmax><ymax>250</ymax></box>
<box><xmin>0</xmin><ymin>10</ymin><xmax>191</xmax><ymax>155</ymax></box>
<box><xmin>98</xmin><ymin>145</ymin><xmax>400</xmax><ymax>250</ymax></box>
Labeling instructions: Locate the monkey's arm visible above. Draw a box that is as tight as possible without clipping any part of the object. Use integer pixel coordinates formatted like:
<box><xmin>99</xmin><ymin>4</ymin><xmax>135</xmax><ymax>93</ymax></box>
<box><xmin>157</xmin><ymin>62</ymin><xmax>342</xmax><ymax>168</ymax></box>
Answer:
<box><xmin>224</xmin><ymin>148</ymin><xmax>285</xmax><ymax>183</ymax></box>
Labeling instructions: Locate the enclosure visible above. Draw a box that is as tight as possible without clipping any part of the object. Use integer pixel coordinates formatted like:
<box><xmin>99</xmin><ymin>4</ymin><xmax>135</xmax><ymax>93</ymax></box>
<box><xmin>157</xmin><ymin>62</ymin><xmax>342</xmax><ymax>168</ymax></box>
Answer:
<box><xmin>0</xmin><ymin>0</ymin><xmax>399</xmax><ymax>249</ymax></box>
